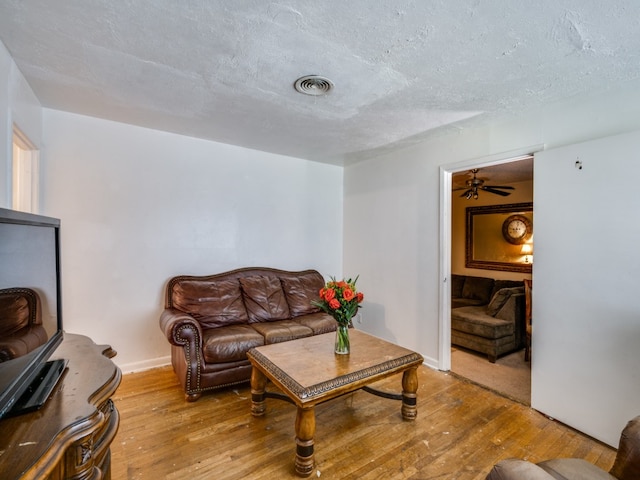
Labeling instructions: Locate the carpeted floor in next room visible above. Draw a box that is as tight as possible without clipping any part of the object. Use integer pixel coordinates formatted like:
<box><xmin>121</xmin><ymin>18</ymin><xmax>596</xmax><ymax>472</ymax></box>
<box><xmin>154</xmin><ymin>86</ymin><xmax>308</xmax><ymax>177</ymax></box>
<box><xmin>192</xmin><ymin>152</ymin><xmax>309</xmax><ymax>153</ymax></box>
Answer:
<box><xmin>451</xmin><ymin>347</ymin><xmax>531</xmax><ymax>405</ymax></box>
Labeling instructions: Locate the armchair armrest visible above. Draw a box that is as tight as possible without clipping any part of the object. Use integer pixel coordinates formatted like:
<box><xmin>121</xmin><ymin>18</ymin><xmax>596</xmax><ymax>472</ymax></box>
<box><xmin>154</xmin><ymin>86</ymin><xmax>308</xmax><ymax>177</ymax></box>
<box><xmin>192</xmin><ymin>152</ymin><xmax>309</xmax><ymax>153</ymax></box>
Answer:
<box><xmin>486</xmin><ymin>459</ymin><xmax>553</xmax><ymax>479</ymax></box>
<box><xmin>159</xmin><ymin>308</ymin><xmax>203</xmax><ymax>349</ymax></box>
<box><xmin>610</xmin><ymin>416</ymin><xmax>640</xmax><ymax>480</ymax></box>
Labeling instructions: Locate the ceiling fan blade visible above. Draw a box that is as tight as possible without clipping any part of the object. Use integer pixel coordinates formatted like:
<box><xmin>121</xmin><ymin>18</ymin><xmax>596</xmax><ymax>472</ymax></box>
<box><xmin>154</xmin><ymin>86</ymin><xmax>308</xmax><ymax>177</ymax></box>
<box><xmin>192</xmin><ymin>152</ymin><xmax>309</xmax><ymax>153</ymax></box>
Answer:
<box><xmin>482</xmin><ymin>187</ymin><xmax>512</xmax><ymax>196</ymax></box>
<box><xmin>483</xmin><ymin>185</ymin><xmax>514</xmax><ymax>190</ymax></box>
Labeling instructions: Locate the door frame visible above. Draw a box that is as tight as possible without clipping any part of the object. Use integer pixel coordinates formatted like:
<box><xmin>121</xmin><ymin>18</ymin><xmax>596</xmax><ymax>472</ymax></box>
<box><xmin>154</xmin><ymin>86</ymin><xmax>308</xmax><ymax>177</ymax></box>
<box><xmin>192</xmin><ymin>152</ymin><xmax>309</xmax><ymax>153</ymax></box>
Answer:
<box><xmin>438</xmin><ymin>145</ymin><xmax>543</xmax><ymax>371</ymax></box>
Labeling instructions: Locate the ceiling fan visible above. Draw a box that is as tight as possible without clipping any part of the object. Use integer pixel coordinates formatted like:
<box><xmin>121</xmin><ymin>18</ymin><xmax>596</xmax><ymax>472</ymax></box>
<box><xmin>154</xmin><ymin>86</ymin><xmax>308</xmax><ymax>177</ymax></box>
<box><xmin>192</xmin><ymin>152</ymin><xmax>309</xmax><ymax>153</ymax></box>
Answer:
<box><xmin>456</xmin><ymin>169</ymin><xmax>515</xmax><ymax>200</ymax></box>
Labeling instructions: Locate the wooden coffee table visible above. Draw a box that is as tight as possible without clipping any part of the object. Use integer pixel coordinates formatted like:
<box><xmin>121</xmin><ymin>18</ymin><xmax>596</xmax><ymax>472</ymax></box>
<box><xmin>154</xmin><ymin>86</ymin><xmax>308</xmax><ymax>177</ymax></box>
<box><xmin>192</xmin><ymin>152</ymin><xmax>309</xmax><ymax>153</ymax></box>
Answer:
<box><xmin>247</xmin><ymin>329</ymin><xmax>424</xmax><ymax>477</ymax></box>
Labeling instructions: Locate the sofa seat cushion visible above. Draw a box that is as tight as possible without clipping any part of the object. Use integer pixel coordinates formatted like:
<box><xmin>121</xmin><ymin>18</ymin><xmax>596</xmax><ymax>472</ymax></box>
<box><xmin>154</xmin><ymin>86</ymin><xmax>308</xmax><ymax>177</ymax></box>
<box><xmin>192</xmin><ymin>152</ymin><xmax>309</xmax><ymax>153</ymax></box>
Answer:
<box><xmin>250</xmin><ymin>320</ymin><xmax>313</xmax><ymax>344</ymax></box>
<box><xmin>172</xmin><ymin>279</ymin><xmax>249</xmax><ymax>328</ymax></box>
<box><xmin>240</xmin><ymin>275</ymin><xmax>291</xmax><ymax>323</ymax></box>
<box><xmin>451</xmin><ymin>306</ymin><xmax>514</xmax><ymax>339</ymax></box>
<box><xmin>0</xmin><ymin>326</ymin><xmax>48</xmax><ymax>362</ymax></box>
<box><xmin>452</xmin><ymin>298</ymin><xmax>486</xmax><ymax>309</ymax></box>
<box><xmin>294</xmin><ymin>312</ymin><xmax>337</xmax><ymax>335</ymax></box>
<box><xmin>538</xmin><ymin>458</ymin><xmax>617</xmax><ymax>479</ymax></box>
<box><xmin>202</xmin><ymin>324</ymin><xmax>265</xmax><ymax>363</ymax></box>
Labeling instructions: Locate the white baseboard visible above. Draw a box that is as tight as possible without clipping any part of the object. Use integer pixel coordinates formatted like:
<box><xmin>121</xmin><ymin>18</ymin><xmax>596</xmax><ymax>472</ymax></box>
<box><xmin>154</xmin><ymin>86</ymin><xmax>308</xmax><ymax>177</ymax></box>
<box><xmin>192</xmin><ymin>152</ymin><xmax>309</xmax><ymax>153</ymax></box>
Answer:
<box><xmin>118</xmin><ymin>353</ymin><xmax>441</xmax><ymax>376</ymax></box>
<box><xmin>118</xmin><ymin>355</ymin><xmax>171</xmax><ymax>374</ymax></box>
<box><xmin>421</xmin><ymin>354</ymin><xmax>441</xmax><ymax>371</ymax></box>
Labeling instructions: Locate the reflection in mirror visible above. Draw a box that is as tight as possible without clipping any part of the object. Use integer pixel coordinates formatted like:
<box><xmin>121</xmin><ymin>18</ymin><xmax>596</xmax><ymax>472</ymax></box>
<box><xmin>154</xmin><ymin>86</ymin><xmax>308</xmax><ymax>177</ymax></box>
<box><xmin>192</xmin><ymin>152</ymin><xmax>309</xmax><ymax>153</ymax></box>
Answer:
<box><xmin>466</xmin><ymin>202</ymin><xmax>533</xmax><ymax>273</ymax></box>
<box><xmin>0</xmin><ymin>222</ymin><xmax>57</xmax><ymax>362</ymax></box>
<box><xmin>0</xmin><ymin>288</ymin><xmax>48</xmax><ymax>362</ymax></box>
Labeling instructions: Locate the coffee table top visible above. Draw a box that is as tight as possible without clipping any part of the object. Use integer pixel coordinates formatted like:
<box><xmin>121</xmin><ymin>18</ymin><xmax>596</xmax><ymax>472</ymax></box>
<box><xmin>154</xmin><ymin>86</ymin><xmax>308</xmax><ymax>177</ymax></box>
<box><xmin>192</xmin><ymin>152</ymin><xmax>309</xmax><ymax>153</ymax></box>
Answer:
<box><xmin>247</xmin><ymin>329</ymin><xmax>423</xmax><ymax>407</ymax></box>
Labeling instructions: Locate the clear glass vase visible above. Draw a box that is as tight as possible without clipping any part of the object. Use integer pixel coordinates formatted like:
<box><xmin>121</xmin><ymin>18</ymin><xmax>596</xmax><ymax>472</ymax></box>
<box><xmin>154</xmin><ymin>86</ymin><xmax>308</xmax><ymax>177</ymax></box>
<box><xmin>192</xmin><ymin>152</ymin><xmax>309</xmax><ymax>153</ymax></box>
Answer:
<box><xmin>334</xmin><ymin>324</ymin><xmax>350</xmax><ymax>355</ymax></box>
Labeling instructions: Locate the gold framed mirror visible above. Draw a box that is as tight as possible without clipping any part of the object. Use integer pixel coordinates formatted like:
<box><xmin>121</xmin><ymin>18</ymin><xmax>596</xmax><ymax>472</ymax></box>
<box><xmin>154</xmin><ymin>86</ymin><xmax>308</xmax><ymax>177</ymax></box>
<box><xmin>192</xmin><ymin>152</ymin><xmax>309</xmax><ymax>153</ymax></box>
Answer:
<box><xmin>466</xmin><ymin>202</ymin><xmax>533</xmax><ymax>273</ymax></box>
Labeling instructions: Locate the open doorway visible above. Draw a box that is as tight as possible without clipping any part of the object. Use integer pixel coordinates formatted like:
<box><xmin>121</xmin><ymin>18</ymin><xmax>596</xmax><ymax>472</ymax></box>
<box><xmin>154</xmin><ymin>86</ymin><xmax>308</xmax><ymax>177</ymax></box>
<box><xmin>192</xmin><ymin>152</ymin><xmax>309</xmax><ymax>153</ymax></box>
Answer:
<box><xmin>448</xmin><ymin>155</ymin><xmax>533</xmax><ymax>404</ymax></box>
<box><xmin>12</xmin><ymin>125</ymin><xmax>40</xmax><ymax>213</ymax></box>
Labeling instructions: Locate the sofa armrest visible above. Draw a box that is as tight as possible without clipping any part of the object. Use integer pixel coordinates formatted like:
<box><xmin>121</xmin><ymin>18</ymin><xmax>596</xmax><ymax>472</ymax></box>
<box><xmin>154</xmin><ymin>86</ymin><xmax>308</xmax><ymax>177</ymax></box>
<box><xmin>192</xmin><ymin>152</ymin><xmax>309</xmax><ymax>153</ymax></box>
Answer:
<box><xmin>493</xmin><ymin>293</ymin><xmax>523</xmax><ymax>321</ymax></box>
<box><xmin>485</xmin><ymin>459</ymin><xmax>553</xmax><ymax>479</ymax></box>
<box><xmin>494</xmin><ymin>293</ymin><xmax>525</xmax><ymax>347</ymax></box>
<box><xmin>160</xmin><ymin>308</ymin><xmax>203</xmax><ymax>349</ymax></box>
<box><xmin>159</xmin><ymin>308</ymin><xmax>207</xmax><ymax>401</ymax></box>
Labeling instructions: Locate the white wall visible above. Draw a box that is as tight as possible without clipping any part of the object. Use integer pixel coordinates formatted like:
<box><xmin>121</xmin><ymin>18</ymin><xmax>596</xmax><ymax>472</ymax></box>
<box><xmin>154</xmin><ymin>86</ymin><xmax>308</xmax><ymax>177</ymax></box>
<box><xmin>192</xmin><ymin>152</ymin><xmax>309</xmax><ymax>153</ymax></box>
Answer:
<box><xmin>344</xmin><ymin>82</ymin><xmax>640</xmax><ymax>446</ymax></box>
<box><xmin>41</xmin><ymin>110</ymin><xmax>343</xmax><ymax>371</ymax></box>
<box><xmin>344</xmin><ymin>149</ymin><xmax>440</xmax><ymax>357</ymax></box>
<box><xmin>0</xmin><ymin>41</ymin><xmax>42</xmax><ymax>208</ymax></box>
<box><xmin>533</xmin><ymin>131</ymin><xmax>640</xmax><ymax>446</ymax></box>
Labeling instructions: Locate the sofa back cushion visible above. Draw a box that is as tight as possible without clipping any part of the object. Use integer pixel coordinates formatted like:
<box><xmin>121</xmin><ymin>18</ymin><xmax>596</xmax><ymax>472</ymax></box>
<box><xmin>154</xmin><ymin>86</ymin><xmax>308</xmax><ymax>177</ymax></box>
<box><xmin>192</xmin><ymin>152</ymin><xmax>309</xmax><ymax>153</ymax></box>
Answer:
<box><xmin>171</xmin><ymin>279</ymin><xmax>249</xmax><ymax>328</ymax></box>
<box><xmin>451</xmin><ymin>274</ymin><xmax>466</xmax><ymax>298</ymax></box>
<box><xmin>461</xmin><ymin>276</ymin><xmax>495</xmax><ymax>304</ymax></box>
<box><xmin>240</xmin><ymin>275</ymin><xmax>291</xmax><ymax>323</ymax></box>
<box><xmin>0</xmin><ymin>293</ymin><xmax>30</xmax><ymax>335</ymax></box>
<box><xmin>281</xmin><ymin>272</ymin><xmax>323</xmax><ymax>317</ymax></box>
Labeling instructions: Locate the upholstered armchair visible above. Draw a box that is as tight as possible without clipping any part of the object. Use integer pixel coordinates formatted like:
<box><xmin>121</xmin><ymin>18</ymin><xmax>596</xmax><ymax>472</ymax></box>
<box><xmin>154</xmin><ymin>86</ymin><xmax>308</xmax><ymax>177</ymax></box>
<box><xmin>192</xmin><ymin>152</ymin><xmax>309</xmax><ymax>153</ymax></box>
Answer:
<box><xmin>486</xmin><ymin>416</ymin><xmax>640</xmax><ymax>479</ymax></box>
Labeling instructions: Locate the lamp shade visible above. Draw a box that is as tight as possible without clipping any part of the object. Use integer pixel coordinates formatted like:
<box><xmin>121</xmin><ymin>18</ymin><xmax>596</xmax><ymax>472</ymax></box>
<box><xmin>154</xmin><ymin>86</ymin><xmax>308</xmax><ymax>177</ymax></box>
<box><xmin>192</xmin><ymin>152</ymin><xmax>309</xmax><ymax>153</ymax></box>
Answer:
<box><xmin>520</xmin><ymin>244</ymin><xmax>533</xmax><ymax>254</ymax></box>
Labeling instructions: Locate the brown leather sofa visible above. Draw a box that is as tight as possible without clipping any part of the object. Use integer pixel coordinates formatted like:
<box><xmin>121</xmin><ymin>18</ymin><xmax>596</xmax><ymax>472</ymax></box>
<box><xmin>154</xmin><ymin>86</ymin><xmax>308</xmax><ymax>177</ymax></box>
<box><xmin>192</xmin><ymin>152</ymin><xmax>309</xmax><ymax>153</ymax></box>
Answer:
<box><xmin>485</xmin><ymin>416</ymin><xmax>640</xmax><ymax>479</ymax></box>
<box><xmin>160</xmin><ymin>267</ymin><xmax>336</xmax><ymax>401</ymax></box>
<box><xmin>0</xmin><ymin>287</ymin><xmax>48</xmax><ymax>362</ymax></box>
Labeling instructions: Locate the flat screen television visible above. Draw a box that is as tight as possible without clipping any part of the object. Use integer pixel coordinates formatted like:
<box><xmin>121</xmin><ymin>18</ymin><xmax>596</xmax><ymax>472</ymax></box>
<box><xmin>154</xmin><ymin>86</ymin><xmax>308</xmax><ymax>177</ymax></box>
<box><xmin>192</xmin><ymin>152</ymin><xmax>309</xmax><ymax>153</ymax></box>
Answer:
<box><xmin>0</xmin><ymin>207</ymin><xmax>65</xmax><ymax>419</ymax></box>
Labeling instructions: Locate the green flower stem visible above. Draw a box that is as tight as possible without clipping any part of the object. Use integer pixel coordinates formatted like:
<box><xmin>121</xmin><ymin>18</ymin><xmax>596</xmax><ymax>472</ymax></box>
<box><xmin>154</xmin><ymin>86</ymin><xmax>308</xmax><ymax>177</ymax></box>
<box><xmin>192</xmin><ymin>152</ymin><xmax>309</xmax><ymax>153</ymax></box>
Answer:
<box><xmin>335</xmin><ymin>323</ymin><xmax>350</xmax><ymax>354</ymax></box>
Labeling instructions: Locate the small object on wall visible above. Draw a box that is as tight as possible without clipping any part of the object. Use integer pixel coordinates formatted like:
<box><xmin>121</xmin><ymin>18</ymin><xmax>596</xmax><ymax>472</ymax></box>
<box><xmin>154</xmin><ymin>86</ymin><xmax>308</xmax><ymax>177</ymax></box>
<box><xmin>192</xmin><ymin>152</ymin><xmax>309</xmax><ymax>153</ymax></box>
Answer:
<box><xmin>575</xmin><ymin>159</ymin><xmax>583</xmax><ymax>170</ymax></box>
<box><xmin>502</xmin><ymin>214</ymin><xmax>533</xmax><ymax>245</ymax></box>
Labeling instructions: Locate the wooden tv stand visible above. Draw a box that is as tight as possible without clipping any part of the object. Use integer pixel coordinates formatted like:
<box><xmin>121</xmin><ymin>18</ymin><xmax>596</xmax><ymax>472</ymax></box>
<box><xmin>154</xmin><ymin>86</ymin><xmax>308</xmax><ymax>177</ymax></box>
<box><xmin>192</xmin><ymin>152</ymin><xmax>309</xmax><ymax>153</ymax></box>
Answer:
<box><xmin>0</xmin><ymin>333</ymin><xmax>121</xmax><ymax>480</ymax></box>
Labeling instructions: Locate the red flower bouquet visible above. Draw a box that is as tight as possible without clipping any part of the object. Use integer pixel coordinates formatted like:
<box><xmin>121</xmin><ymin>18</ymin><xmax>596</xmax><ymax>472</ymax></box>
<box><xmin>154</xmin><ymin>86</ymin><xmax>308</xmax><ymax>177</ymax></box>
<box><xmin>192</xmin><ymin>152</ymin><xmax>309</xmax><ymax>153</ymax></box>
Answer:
<box><xmin>313</xmin><ymin>277</ymin><xmax>364</xmax><ymax>354</ymax></box>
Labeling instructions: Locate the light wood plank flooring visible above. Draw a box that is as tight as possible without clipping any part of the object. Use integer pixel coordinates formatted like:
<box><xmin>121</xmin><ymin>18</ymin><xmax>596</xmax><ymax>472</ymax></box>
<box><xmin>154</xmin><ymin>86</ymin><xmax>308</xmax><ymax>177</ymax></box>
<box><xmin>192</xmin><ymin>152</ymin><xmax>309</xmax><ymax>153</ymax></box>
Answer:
<box><xmin>111</xmin><ymin>365</ymin><xmax>615</xmax><ymax>479</ymax></box>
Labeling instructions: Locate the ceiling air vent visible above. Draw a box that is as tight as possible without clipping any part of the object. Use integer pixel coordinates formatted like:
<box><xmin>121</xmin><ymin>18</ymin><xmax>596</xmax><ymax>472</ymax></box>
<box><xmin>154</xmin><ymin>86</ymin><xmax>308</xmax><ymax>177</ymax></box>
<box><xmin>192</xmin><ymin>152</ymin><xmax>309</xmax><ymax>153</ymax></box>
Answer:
<box><xmin>294</xmin><ymin>75</ymin><xmax>334</xmax><ymax>96</ymax></box>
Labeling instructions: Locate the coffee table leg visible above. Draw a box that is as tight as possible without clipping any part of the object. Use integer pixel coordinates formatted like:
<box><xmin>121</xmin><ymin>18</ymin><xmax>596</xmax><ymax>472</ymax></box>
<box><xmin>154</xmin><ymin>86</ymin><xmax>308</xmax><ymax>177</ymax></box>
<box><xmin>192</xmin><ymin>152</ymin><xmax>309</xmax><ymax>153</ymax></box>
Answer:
<box><xmin>294</xmin><ymin>407</ymin><xmax>315</xmax><ymax>477</ymax></box>
<box><xmin>250</xmin><ymin>367</ymin><xmax>267</xmax><ymax>417</ymax></box>
<box><xmin>401</xmin><ymin>367</ymin><xmax>418</xmax><ymax>420</ymax></box>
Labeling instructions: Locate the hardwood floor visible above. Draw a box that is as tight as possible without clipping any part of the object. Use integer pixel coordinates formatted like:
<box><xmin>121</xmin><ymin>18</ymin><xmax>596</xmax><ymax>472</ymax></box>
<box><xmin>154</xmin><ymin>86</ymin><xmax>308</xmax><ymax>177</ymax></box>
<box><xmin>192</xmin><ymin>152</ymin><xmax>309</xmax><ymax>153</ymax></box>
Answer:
<box><xmin>111</xmin><ymin>365</ymin><xmax>615</xmax><ymax>479</ymax></box>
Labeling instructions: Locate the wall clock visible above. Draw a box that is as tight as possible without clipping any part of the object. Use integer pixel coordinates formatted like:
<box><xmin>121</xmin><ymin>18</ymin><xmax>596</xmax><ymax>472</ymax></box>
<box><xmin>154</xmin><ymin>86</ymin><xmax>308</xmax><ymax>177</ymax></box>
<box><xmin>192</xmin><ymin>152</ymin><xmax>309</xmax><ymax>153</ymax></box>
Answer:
<box><xmin>502</xmin><ymin>214</ymin><xmax>532</xmax><ymax>245</ymax></box>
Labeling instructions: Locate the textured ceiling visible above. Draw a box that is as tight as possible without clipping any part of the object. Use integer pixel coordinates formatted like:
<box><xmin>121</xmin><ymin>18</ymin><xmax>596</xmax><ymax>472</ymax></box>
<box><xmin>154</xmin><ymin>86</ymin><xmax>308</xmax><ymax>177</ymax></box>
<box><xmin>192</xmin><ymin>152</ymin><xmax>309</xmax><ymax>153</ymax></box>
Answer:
<box><xmin>1</xmin><ymin>1</ymin><xmax>639</xmax><ymax>165</ymax></box>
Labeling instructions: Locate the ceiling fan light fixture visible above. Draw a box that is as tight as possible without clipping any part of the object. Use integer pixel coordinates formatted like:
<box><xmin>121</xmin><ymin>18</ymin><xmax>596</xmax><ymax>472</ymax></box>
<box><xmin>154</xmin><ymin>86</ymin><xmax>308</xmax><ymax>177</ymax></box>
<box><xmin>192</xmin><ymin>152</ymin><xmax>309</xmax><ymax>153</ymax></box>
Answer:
<box><xmin>458</xmin><ymin>168</ymin><xmax>514</xmax><ymax>200</ymax></box>
<box><xmin>294</xmin><ymin>75</ymin><xmax>334</xmax><ymax>96</ymax></box>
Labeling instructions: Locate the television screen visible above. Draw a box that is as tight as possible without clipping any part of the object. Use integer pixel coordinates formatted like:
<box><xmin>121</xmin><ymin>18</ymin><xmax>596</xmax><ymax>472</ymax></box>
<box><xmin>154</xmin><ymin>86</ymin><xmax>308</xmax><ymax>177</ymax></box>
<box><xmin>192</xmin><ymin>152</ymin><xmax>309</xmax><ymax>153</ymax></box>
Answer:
<box><xmin>0</xmin><ymin>208</ymin><xmax>64</xmax><ymax>418</ymax></box>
